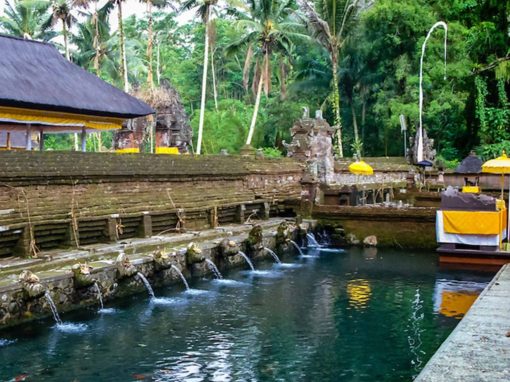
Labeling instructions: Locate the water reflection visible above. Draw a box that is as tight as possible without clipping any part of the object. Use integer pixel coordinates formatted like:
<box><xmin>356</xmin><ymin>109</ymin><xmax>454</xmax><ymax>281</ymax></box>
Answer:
<box><xmin>0</xmin><ymin>249</ymin><xmax>496</xmax><ymax>382</ymax></box>
<box><xmin>434</xmin><ymin>278</ymin><xmax>488</xmax><ymax>319</ymax></box>
<box><xmin>347</xmin><ymin>279</ymin><xmax>372</xmax><ymax>310</ymax></box>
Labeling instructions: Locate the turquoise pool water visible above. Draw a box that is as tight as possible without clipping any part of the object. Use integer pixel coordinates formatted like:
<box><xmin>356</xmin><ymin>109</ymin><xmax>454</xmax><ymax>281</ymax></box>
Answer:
<box><xmin>0</xmin><ymin>247</ymin><xmax>493</xmax><ymax>381</ymax></box>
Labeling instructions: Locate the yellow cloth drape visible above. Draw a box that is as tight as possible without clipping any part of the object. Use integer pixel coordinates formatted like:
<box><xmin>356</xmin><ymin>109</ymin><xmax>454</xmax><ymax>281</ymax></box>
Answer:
<box><xmin>443</xmin><ymin>209</ymin><xmax>507</xmax><ymax>235</ymax></box>
<box><xmin>0</xmin><ymin>106</ymin><xmax>123</xmax><ymax>130</ymax></box>
<box><xmin>155</xmin><ymin>147</ymin><xmax>179</xmax><ymax>155</ymax></box>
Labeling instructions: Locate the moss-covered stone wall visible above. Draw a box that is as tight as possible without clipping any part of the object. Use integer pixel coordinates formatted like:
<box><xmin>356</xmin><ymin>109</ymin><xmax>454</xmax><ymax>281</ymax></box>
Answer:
<box><xmin>0</xmin><ymin>152</ymin><xmax>303</xmax><ymax>257</ymax></box>
<box><xmin>313</xmin><ymin>205</ymin><xmax>437</xmax><ymax>249</ymax></box>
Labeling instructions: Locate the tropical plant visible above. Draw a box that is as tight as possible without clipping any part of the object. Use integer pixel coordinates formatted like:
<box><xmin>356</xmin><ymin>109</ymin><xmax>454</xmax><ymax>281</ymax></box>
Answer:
<box><xmin>228</xmin><ymin>0</ymin><xmax>305</xmax><ymax>146</ymax></box>
<box><xmin>298</xmin><ymin>0</ymin><xmax>360</xmax><ymax>157</ymax></box>
<box><xmin>71</xmin><ymin>4</ymin><xmax>114</xmax><ymax>76</ymax></box>
<box><xmin>0</xmin><ymin>0</ymin><xmax>55</xmax><ymax>41</ymax></box>
<box><xmin>140</xmin><ymin>0</ymin><xmax>171</xmax><ymax>88</ymax></box>
<box><xmin>180</xmin><ymin>0</ymin><xmax>218</xmax><ymax>154</ymax></box>
<box><xmin>103</xmin><ymin>0</ymin><xmax>129</xmax><ymax>91</ymax></box>
<box><xmin>46</xmin><ymin>0</ymin><xmax>76</xmax><ymax>59</ymax></box>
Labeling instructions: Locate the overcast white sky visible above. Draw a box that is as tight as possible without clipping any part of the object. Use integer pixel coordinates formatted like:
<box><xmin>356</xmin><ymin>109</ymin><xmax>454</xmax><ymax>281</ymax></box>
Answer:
<box><xmin>0</xmin><ymin>0</ymin><xmax>195</xmax><ymax>31</ymax></box>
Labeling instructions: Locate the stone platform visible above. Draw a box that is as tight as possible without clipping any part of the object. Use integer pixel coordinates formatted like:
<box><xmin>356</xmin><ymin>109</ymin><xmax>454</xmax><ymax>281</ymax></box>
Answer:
<box><xmin>415</xmin><ymin>264</ymin><xmax>510</xmax><ymax>381</ymax></box>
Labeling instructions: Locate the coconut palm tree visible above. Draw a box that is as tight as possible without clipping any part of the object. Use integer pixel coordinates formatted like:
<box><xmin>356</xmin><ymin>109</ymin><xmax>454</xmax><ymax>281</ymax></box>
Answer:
<box><xmin>228</xmin><ymin>0</ymin><xmax>305</xmax><ymax>146</ymax></box>
<box><xmin>0</xmin><ymin>0</ymin><xmax>55</xmax><ymax>41</ymax></box>
<box><xmin>72</xmin><ymin>0</ymin><xmax>103</xmax><ymax>74</ymax></box>
<box><xmin>46</xmin><ymin>0</ymin><xmax>77</xmax><ymax>60</ymax></box>
<box><xmin>140</xmin><ymin>0</ymin><xmax>172</xmax><ymax>88</ymax></box>
<box><xmin>103</xmin><ymin>0</ymin><xmax>129</xmax><ymax>92</ymax></box>
<box><xmin>298</xmin><ymin>0</ymin><xmax>359</xmax><ymax>157</ymax></box>
<box><xmin>180</xmin><ymin>0</ymin><xmax>218</xmax><ymax>155</ymax></box>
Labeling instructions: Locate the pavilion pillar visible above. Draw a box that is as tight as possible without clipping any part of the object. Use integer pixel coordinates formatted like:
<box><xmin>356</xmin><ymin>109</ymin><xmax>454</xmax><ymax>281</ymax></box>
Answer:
<box><xmin>81</xmin><ymin>127</ymin><xmax>87</xmax><ymax>152</ymax></box>
<box><xmin>39</xmin><ymin>129</ymin><xmax>45</xmax><ymax>151</ymax></box>
<box><xmin>25</xmin><ymin>124</ymin><xmax>32</xmax><ymax>151</ymax></box>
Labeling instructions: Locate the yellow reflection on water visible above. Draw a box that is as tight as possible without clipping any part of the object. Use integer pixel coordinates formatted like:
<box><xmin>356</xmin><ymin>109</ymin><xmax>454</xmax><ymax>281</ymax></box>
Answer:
<box><xmin>347</xmin><ymin>279</ymin><xmax>372</xmax><ymax>310</ymax></box>
<box><xmin>439</xmin><ymin>291</ymin><xmax>479</xmax><ymax>318</ymax></box>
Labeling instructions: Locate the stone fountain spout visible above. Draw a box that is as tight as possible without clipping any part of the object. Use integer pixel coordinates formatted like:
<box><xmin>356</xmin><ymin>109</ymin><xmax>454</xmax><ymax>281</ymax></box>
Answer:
<box><xmin>115</xmin><ymin>252</ymin><xmax>137</xmax><ymax>279</ymax></box>
<box><xmin>275</xmin><ymin>221</ymin><xmax>295</xmax><ymax>247</ymax></box>
<box><xmin>185</xmin><ymin>242</ymin><xmax>205</xmax><ymax>265</ymax></box>
<box><xmin>152</xmin><ymin>248</ymin><xmax>174</xmax><ymax>271</ymax></box>
<box><xmin>220</xmin><ymin>239</ymin><xmax>240</xmax><ymax>257</ymax></box>
<box><xmin>71</xmin><ymin>263</ymin><xmax>96</xmax><ymax>288</ymax></box>
<box><xmin>18</xmin><ymin>270</ymin><xmax>45</xmax><ymax>299</ymax></box>
<box><xmin>246</xmin><ymin>224</ymin><xmax>264</xmax><ymax>252</ymax></box>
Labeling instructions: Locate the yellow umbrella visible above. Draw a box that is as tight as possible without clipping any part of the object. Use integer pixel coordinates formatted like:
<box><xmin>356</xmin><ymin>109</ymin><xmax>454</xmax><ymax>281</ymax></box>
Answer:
<box><xmin>482</xmin><ymin>152</ymin><xmax>510</xmax><ymax>249</ymax></box>
<box><xmin>349</xmin><ymin>159</ymin><xmax>374</xmax><ymax>206</ymax></box>
<box><xmin>348</xmin><ymin>160</ymin><xmax>374</xmax><ymax>176</ymax></box>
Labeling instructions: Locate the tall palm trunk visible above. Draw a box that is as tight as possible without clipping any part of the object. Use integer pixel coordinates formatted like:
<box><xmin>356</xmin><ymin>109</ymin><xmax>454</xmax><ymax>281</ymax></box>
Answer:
<box><xmin>146</xmin><ymin>0</ymin><xmax>154</xmax><ymax>88</ymax></box>
<box><xmin>117</xmin><ymin>0</ymin><xmax>128</xmax><ymax>92</ymax></box>
<box><xmin>156</xmin><ymin>41</ymin><xmax>161</xmax><ymax>85</ymax></box>
<box><xmin>196</xmin><ymin>12</ymin><xmax>210</xmax><ymax>155</ymax></box>
<box><xmin>62</xmin><ymin>20</ymin><xmax>69</xmax><ymax>60</ymax></box>
<box><xmin>246</xmin><ymin>52</ymin><xmax>267</xmax><ymax>146</ymax></box>
<box><xmin>210</xmin><ymin>45</ymin><xmax>218</xmax><ymax>111</ymax></box>
<box><xmin>93</xmin><ymin>1</ymin><xmax>100</xmax><ymax>75</ymax></box>
<box><xmin>331</xmin><ymin>50</ymin><xmax>343</xmax><ymax>157</ymax></box>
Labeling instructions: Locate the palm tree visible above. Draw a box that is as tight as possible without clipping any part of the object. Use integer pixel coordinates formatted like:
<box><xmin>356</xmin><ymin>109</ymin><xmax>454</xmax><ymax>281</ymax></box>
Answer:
<box><xmin>140</xmin><ymin>0</ymin><xmax>171</xmax><ymax>88</ymax></box>
<box><xmin>0</xmin><ymin>0</ymin><xmax>55</xmax><ymax>41</ymax></box>
<box><xmin>72</xmin><ymin>0</ymin><xmax>103</xmax><ymax>74</ymax></box>
<box><xmin>298</xmin><ymin>0</ymin><xmax>359</xmax><ymax>157</ymax></box>
<box><xmin>103</xmin><ymin>0</ymin><xmax>129</xmax><ymax>92</ymax></box>
<box><xmin>47</xmin><ymin>0</ymin><xmax>77</xmax><ymax>60</ymax></box>
<box><xmin>228</xmin><ymin>0</ymin><xmax>305</xmax><ymax>146</ymax></box>
<box><xmin>180</xmin><ymin>0</ymin><xmax>218</xmax><ymax>155</ymax></box>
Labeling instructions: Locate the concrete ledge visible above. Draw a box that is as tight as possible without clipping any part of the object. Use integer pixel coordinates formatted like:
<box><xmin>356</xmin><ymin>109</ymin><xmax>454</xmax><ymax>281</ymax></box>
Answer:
<box><xmin>415</xmin><ymin>264</ymin><xmax>510</xmax><ymax>382</ymax></box>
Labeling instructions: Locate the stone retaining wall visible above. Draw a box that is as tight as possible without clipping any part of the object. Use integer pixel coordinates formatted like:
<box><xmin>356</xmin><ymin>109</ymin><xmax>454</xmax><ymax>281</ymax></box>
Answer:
<box><xmin>313</xmin><ymin>205</ymin><xmax>437</xmax><ymax>249</ymax></box>
<box><xmin>0</xmin><ymin>220</ymin><xmax>296</xmax><ymax>328</ymax></box>
<box><xmin>0</xmin><ymin>152</ymin><xmax>304</xmax><ymax>257</ymax></box>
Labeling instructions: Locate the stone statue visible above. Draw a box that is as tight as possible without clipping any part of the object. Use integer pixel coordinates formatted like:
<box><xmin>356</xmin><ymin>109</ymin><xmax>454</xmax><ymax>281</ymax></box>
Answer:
<box><xmin>246</xmin><ymin>224</ymin><xmax>264</xmax><ymax>251</ymax></box>
<box><xmin>18</xmin><ymin>270</ymin><xmax>45</xmax><ymax>299</ymax></box>
<box><xmin>152</xmin><ymin>249</ymin><xmax>174</xmax><ymax>271</ymax></box>
<box><xmin>275</xmin><ymin>221</ymin><xmax>294</xmax><ymax>248</ymax></box>
<box><xmin>71</xmin><ymin>263</ymin><xmax>95</xmax><ymax>288</ymax></box>
<box><xmin>185</xmin><ymin>242</ymin><xmax>205</xmax><ymax>265</ymax></box>
<box><xmin>115</xmin><ymin>252</ymin><xmax>137</xmax><ymax>279</ymax></box>
<box><xmin>220</xmin><ymin>239</ymin><xmax>240</xmax><ymax>257</ymax></box>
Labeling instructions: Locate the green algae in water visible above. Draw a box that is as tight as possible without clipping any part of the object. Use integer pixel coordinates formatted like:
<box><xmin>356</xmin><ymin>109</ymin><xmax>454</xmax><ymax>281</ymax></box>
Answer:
<box><xmin>0</xmin><ymin>248</ymin><xmax>493</xmax><ymax>381</ymax></box>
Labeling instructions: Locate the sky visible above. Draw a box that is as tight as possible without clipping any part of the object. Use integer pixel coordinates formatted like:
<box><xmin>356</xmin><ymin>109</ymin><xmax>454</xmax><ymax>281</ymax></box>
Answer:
<box><xmin>0</xmin><ymin>0</ymin><xmax>196</xmax><ymax>30</ymax></box>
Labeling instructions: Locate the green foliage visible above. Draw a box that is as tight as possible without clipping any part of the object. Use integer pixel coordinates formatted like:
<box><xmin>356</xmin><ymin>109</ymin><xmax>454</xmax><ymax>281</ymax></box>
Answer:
<box><xmin>190</xmin><ymin>99</ymin><xmax>255</xmax><ymax>154</ymax></box>
<box><xmin>259</xmin><ymin>98</ymin><xmax>303</xmax><ymax>148</ymax></box>
<box><xmin>476</xmin><ymin>141</ymin><xmax>510</xmax><ymax>161</ymax></box>
<box><xmin>0</xmin><ymin>0</ymin><xmax>508</xmax><ymax>159</ymax></box>
<box><xmin>261</xmin><ymin>147</ymin><xmax>283</xmax><ymax>157</ymax></box>
<box><xmin>435</xmin><ymin>154</ymin><xmax>459</xmax><ymax>170</ymax></box>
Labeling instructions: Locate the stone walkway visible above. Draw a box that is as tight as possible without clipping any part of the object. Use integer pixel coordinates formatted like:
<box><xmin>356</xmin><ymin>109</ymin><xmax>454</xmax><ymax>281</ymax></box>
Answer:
<box><xmin>415</xmin><ymin>264</ymin><xmax>510</xmax><ymax>381</ymax></box>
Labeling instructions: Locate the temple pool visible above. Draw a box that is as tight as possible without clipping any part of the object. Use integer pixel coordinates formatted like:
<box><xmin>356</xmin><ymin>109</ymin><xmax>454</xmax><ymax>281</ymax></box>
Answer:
<box><xmin>0</xmin><ymin>248</ymin><xmax>493</xmax><ymax>381</ymax></box>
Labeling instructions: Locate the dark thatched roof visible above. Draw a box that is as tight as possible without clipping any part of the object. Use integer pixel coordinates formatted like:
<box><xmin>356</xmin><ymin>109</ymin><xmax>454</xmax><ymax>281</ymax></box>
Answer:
<box><xmin>0</xmin><ymin>34</ymin><xmax>153</xmax><ymax>119</ymax></box>
<box><xmin>455</xmin><ymin>152</ymin><xmax>483</xmax><ymax>174</ymax></box>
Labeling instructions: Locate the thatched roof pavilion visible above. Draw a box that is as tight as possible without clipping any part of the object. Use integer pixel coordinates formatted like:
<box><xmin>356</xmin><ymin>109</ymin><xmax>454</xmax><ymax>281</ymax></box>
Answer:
<box><xmin>0</xmin><ymin>34</ymin><xmax>153</xmax><ymax>150</ymax></box>
<box><xmin>455</xmin><ymin>151</ymin><xmax>483</xmax><ymax>174</ymax></box>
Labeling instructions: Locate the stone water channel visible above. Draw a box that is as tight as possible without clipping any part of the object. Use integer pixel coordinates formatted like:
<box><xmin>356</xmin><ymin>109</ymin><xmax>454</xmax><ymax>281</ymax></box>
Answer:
<box><xmin>0</xmin><ymin>239</ymin><xmax>495</xmax><ymax>381</ymax></box>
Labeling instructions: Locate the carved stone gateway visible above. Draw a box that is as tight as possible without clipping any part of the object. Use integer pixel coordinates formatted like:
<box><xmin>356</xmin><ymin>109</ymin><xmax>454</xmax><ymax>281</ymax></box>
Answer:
<box><xmin>115</xmin><ymin>81</ymin><xmax>192</xmax><ymax>153</ymax></box>
<box><xmin>409</xmin><ymin>128</ymin><xmax>436</xmax><ymax>165</ymax></box>
<box><xmin>285</xmin><ymin>110</ymin><xmax>335</xmax><ymax>184</ymax></box>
